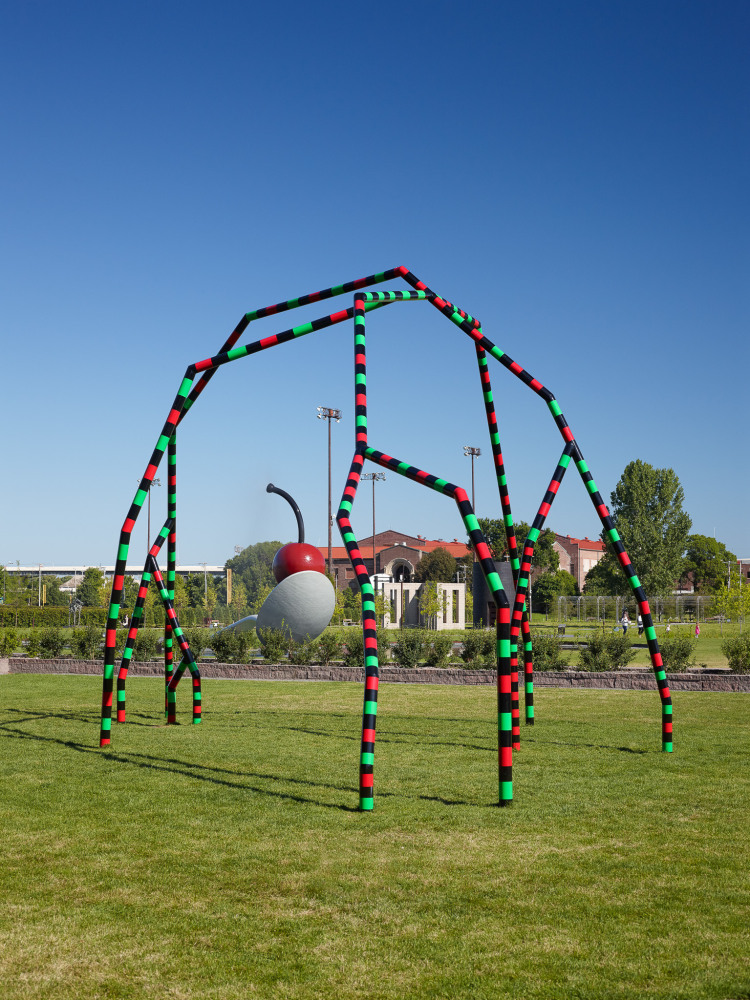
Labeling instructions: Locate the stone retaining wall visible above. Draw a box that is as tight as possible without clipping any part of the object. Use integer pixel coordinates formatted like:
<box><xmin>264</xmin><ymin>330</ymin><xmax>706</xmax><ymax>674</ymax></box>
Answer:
<box><xmin>2</xmin><ymin>658</ymin><xmax>749</xmax><ymax>691</ymax></box>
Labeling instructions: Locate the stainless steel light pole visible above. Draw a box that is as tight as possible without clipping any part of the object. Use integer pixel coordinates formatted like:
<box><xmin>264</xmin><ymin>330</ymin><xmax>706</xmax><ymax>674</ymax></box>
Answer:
<box><xmin>317</xmin><ymin>407</ymin><xmax>341</xmax><ymax>577</ymax></box>
<box><xmin>361</xmin><ymin>472</ymin><xmax>386</xmax><ymax>574</ymax></box>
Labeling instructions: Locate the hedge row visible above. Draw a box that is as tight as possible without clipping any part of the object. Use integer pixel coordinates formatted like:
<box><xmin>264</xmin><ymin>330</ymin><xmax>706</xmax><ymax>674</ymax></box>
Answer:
<box><xmin>0</xmin><ymin>605</ymin><xmax>220</xmax><ymax>628</ymax></box>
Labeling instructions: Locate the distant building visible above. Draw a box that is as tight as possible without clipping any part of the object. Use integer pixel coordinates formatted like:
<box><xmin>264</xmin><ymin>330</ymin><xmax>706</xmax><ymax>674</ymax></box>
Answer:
<box><xmin>317</xmin><ymin>530</ymin><xmax>470</xmax><ymax>589</ymax></box>
<box><xmin>552</xmin><ymin>534</ymin><xmax>606</xmax><ymax>591</ymax></box>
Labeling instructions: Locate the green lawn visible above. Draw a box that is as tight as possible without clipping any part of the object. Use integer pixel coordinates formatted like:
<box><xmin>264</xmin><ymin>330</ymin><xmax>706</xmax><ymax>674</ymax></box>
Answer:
<box><xmin>1</xmin><ymin>675</ymin><xmax>749</xmax><ymax>1000</ymax></box>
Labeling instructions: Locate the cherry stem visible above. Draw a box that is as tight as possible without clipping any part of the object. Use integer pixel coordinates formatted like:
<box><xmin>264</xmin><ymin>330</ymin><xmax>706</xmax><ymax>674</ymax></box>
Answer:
<box><xmin>266</xmin><ymin>483</ymin><xmax>305</xmax><ymax>543</ymax></box>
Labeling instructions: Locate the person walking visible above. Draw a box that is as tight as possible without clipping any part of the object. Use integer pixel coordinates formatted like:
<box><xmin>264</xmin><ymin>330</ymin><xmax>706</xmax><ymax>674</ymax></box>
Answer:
<box><xmin>695</xmin><ymin>622</ymin><xmax>701</xmax><ymax>638</ymax></box>
<box><xmin>637</xmin><ymin>613</ymin><xmax>643</xmax><ymax>635</ymax></box>
<box><xmin>621</xmin><ymin>611</ymin><xmax>630</xmax><ymax>635</ymax></box>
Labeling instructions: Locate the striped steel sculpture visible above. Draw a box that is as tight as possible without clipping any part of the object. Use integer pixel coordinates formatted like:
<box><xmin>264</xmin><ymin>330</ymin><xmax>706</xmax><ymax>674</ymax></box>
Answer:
<box><xmin>99</xmin><ymin>265</ymin><xmax>673</xmax><ymax>810</ymax></box>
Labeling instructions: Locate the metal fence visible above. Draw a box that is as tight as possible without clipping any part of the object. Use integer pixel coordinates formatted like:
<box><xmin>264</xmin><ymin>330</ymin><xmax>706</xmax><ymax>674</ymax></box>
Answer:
<box><xmin>555</xmin><ymin>594</ymin><xmax>720</xmax><ymax>623</ymax></box>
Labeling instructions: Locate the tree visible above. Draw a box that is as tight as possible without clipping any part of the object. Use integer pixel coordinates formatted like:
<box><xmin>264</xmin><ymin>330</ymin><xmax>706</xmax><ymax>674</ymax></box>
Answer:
<box><xmin>78</xmin><ymin>567</ymin><xmax>106</xmax><ymax>607</ymax></box>
<box><xmin>532</xmin><ymin>570</ymin><xmax>577</xmax><ymax>613</ymax></box>
<box><xmin>713</xmin><ymin>570</ymin><xmax>750</xmax><ymax>623</ymax></box>
<box><xmin>585</xmin><ymin>460</ymin><xmax>692</xmax><ymax>598</ymax></box>
<box><xmin>414</xmin><ymin>547</ymin><xmax>457</xmax><ymax>583</ymax></box>
<box><xmin>225</xmin><ymin>541</ymin><xmax>282</xmax><ymax>609</ymax></box>
<box><xmin>229</xmin><ymin>577</ymin><xmax>248</xmax><ymax>619</ymax></box>
<box><xmin>419</xmin><ymin>581</ymin><xmax>442</xmax><ymax>629</ymax></box>
<box><xmin>44</xmin><ymin>577</ymin><xmax>70</xmax><ymax>607</ymax></box>
<box><xmin>476</xmin><ymin>518</ymin><xmax>558</xmax><ymax>573</ymax></box>
<box><xmin>682</xmin><ymin>534</ymin><xmax>737</xmax><ymax>594</ymax></box>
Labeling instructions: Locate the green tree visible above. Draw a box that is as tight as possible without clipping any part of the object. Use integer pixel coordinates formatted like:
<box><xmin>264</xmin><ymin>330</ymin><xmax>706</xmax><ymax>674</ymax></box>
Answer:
<box><xmin>229</xmin><ymin>577</ymin><xmax>248</xmax><ymax>619</ymax></box>
<box><xmin>77</xmin><ymin>568</ymin><xmax>106</xmax><ymax>607</ymax></box>
<box><xmin>476</xmin><ymin>519</ymin><xmax>558</xmax><ymax>572</ymax></box>
<box><xmin>713</xmin><ymin>574</ymin><xmax>750</xmax><ymax>623</ymax></box>
<box><xmin>682</xmin><ymin>534</ymin><xmax>737</xmax><ymax>594</ymax></box>
<box><xmin>584</xmin><ymin>460</ymin><xmax>691</xmax><ymax>598</ymax></box>
<box><xmin>414</xmin><ymin>547</ymin><xmax>457</xmax><ymax>583</ymax></box>
<box><xmin>225</xmin><ymin>541</ymin><xmax>282</xmax><ymax>609</ymax></box>
<box><xmin>44</xmin><ymin>577</ymin><xmax>70</xmax><ymax>607</ymax></box>
<box><xmin>531</xmin><ymin>569</ymin><xmax>577</xmax><ymax>612</ymax></box>
<box><xmin>120</xmin><ymin>575</ymin><xmax>141</xmax><ymax>609</ymax></box>
<box><xmin>419</xmin><ymin>581</ymin><xmax>443</xmax><ymax>629</ymax></box>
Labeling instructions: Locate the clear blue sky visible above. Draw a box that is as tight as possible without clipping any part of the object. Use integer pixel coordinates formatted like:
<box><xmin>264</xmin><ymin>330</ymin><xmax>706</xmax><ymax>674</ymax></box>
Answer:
<box><xmin>2</xmin><ymin>0</ymin><xmax>748</xmax><ymax>571</ymax></box>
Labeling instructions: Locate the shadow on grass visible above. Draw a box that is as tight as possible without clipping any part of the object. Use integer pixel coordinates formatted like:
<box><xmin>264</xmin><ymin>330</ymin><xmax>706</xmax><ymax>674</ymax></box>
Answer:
<box><xmin>0</xmin><ymin>712</ymin><xmax>499</xmax><ymax>810</ymax></box>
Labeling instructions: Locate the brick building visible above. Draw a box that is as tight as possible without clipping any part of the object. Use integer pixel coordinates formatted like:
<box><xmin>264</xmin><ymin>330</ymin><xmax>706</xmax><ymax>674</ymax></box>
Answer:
<box><xmin>317</xmin><ymin>530</ymin><xmax>470</xmax><ymax>589</ymax></box>
<box><xmin>552</xmin><ymin>534</ymin><xmax>606</xmax><ymax>591</ymax></box>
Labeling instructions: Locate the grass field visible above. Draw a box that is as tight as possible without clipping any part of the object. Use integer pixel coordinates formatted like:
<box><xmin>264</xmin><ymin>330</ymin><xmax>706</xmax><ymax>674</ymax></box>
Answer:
<box><xmin>1</xmin><ymin>675</ymin><xmax>749</xmax><ymax>1000</ymax></box>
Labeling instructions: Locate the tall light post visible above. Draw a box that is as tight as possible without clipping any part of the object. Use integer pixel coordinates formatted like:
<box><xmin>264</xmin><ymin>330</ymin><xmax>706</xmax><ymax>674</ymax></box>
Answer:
<box><xmin>463</xmin><ymin>446</ymin><xmax>481</xmax><ymax>511</ymax></box>
<box><xmin>464</xmin><ymin>446</ymin><xmax>481</xmax><ymax>564</ymax></box>
<box><xmin>317</xmin><ymin>406</ymin><xmax>341</xmax><ymax>577</ymax></box>
<box><xmin>138</xmin><ymin>477</ymin><xmax>161</xmax><ymax>560</ymax></box>
<box><xmin>361</xmin><ymin>472</ymin><xmax>386</xmax><ymax>575</ymax></box>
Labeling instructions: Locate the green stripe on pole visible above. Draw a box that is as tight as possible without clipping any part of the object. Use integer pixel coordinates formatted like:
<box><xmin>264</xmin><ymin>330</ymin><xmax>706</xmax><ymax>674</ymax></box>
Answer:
<box><xmin>488</xmin><ymin>345</ymin><xmax>505</xmax><ymax>361</ymax></box>
<box><xmin>548</xmin><ymin>400</ymin><xmax>562</xmax><ymax>417</ymax></box>
<box><xmin>559</xmin><ymin>453</ymin><xmax>571</xmax><ymax>468</ymax></box>
<box><xmin>361</xmin><ymin>753</ymin><xmax>374</xmax><ymax>765</ymax></box>
<box><xmin>645</xmin><ymin>626</ymin><xmax>657</xmax><ymax>641</ymax></box>
<box><xmin>364</xmin><ymin>700</ymin><xmax>377</xmax><ymax>715</ymax></box>
<box><xmin>576</xmin><ymin>458</ymin><xmax>589</xmax><ymax>473</ymax></box>
<box><xmin>664</xmin><ymin>703</ymin><xmax>672</xmax><ymax>714</ymax></box>
<box><xmin>501</xmin><ymin>781</ymin><xmax>513</xmax><ymax>799</ymax></box>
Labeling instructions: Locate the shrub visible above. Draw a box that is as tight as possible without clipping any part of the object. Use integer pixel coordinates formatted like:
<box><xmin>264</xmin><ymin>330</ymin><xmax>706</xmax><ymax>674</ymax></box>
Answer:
<box><xmin>424</xmin><ymin>634</ymin><xmax>453</xmax><ymax>668</ymax></box>
<box><xmin>180</xmin><ymin>627</ymin><xmax>215</xmax><ymax>663</ymax></box>
<box><xmin>460</xmin><ymin>629</ymin><xmax>494</xmax><ymax>667</ymax></box>
<box><xmin>133</xmin><ymin>628</ymin><xmax>161</xmax><ymax>661</ymax></box>
<box><xmin>71</xmin><ymin>626</ymin><xmax>103</xmax><ymax>660</ymax></box>
<box><xmin>528</xmin><ymin>630</ymin><xmax>568</xmax><ymax>671</ymax></box>
<box><xmin>721</xmin><ymin>634</ymin><xmax>750</xmax><ymax>673</ymax></box>
<box><xmin>288</xmin><ymin>635</ymin><xmax>319</xmax><ymax>665</ymax></box>
<box><xmin>24</xmin><ymin>630</ymin><xmax>42</xmax><ymax>657</ymax></box>
<box><xmin>316</xmin><ymin>630</ymin><xmax>344</xmax><ymax>665</ymax></box>
<box><xmin>256</xmin><ymin>626</ymin><xmax>288</xmax><ymax>663</ymax></box>
<box><xmin>658</xmin><ymin>631</ymin><xmax>695</xmax><ymax>672</ymax></box>
<box><xmin>212</xmin><ymin>627</ymin><xmax>256</xmax><ymax>663</ymax></box>
<box><xmin>578</xmin><ymin>633</ymin><xmax>609</xmax><ymax>671</ymax></box>
<box><xmin>578</xmin><ymin>631</ymin><xmax>635</xmax><ymax>672</ymax></box>
<box><xmin>392</xmin><ymin>629</ymin><xmax>427</xmax><ymax>668</ymax></box>
<box><xmin>39</xmin><ymin>627</ymin><xmax>65</xmax><ymax>658</ymax></box>
<box><xmin>603</xmin><ymin>632</ymin><xmax>636</xmax><ymax>670</ymax></box>
<box><xmin>0</xmin><ymin>628</ymin><xmax>19</xmax><ymax>657</ymax></box>
<box><xmin>342</xmin><ymin>628</ymin><xmax>391</xmax><ymax>669</ymax></box>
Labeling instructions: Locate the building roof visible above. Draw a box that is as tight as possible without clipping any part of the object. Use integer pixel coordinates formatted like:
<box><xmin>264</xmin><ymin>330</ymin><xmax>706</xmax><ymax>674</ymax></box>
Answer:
<box><xmin>555</xmin><ymin>534</ymin><xmax>605</xmax><ymax>552</ymax></box>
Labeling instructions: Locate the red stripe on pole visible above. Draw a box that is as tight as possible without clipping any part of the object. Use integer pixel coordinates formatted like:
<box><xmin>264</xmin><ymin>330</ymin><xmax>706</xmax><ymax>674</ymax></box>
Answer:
<box><xmin>361</xmin><ymin>774</ymin><xmax>374</xmax><ymax>787</ymax></box>
<box><xmin>529</xmin><ymin>378</ymin><xmax>543</xmax><ymax>392</ymax></box>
